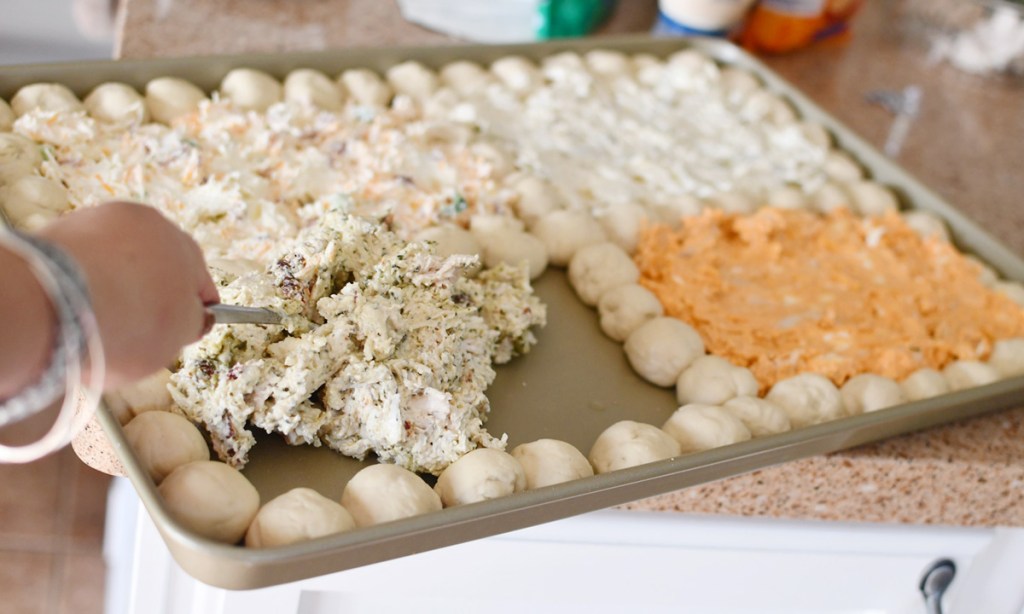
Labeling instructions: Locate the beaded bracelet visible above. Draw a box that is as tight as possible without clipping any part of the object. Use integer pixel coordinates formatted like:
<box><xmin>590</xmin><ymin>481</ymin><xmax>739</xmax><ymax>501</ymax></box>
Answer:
<box><xmin>0</xmin><ymin>230</ymin><xmax>105</xmax><ymax>463</ymax></box>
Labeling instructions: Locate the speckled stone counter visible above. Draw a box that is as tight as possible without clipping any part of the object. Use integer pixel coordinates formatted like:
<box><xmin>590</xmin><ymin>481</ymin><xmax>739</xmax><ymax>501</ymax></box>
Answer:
<box><xmin>113</xmin><ymin>0</ymin><xmax>1024</xmax><ymax>526</ymax></box>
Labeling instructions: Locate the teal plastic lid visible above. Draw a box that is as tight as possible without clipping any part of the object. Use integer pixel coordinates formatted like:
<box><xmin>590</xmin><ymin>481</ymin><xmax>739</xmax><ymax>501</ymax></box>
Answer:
<box><xmin>537</xmin><ymin>0</ymin><xmax>615</xmax><ymax>39</ymax></box>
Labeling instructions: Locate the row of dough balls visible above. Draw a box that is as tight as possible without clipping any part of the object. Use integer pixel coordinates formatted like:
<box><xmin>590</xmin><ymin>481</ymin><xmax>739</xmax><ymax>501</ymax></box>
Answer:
<box><xmin>566</xmin><ymin>234</ymin><xmax>1024</xmax><ymax>385</ymax></box>
<box><xmin>0</xmin><ymin>62</ymin><xmax>442</xmax><ymax>129</ymax></box>
<box><xmin>9</xmin><ymin>59</ymin><xmax>1023</xmax><ymax>304</ymax></box>
<box><xmin>0</xmin><ymin>55</ymin><xmax>898</xmax><ymax>229</ymax></box>
<box><xmin>587</xmin><ymin>337</ymin><xmax>1024</xmax><ymax>474</ymax></box>
<box><xmin>2</xmin><ymin>50</ymin><xmax>645</xmax><ymax>133</ymax></box>
<box><xmin>561</xmin><ymin>237</ymin><xmax>1024</xmax><ymax>460</ymax></box>
<box><xmin>0</xmin><ymin>61</ymin><xmax>475</xmax><ymax>230</ymax></box>
<box><xmin>109</xmin><ymin>370</ymin><xmax>599</xmax><ymax>547</ymax></box>
<box><xmin>110</xmin><ymin>340</ymin><xmax>1024</xmax><ymax>547</ymax></box>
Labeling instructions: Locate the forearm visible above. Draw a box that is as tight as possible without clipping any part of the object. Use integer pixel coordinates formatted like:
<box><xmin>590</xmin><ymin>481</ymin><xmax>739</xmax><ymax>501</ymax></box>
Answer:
<box><xmin>0</xmin><ymin>243</ymin><xmax>56</xmax><ymax>398</ymax></box>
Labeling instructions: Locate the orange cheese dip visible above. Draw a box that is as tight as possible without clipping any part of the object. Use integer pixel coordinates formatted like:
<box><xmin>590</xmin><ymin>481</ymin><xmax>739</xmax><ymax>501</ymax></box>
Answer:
<box><xmin>635</xmin><ymin>207</ymin><xmax>1024</xmax><ymax>390</ymax></box>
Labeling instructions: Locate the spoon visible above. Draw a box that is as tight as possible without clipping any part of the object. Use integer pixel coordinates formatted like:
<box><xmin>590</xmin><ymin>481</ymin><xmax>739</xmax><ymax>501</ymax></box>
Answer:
<box><xmin>205</xmin><ymin>303</ymin><xmax>283</xmax><ymax>325</ymax></box>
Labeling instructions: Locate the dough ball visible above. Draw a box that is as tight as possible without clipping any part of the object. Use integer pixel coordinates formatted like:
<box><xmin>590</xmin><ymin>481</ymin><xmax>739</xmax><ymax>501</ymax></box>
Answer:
<box><xmin>588</xmin><ymin>420</ymin><xmax>681</xmax><ymax>474</ymax></box>
<box><xmin>511</xmin><ymin>175</ymin><xmax>563</xmax><ymax>228</ymax></box>
<box><xmin>1</xmin><ymin>175</ymin><xmax>69</xmax><ymax>226</ymax></box>
<box><xmin>338</xmin><ymin>68</ymin><xmax>393</xmax><ymax>107</ymax></box>
<box><xmin>0</xmin><ymin>132</ymin><xmax>44</xmax><ymax>187</ymax></box>
<box><xmin>220</xmin><ymin>68</ymin><xmax>283</xmax><ymax>112</ymax></box>
<box><xmin>479</xmin><ymin>228</ymin><xmax>548</xmax><ymax>280</ymax></box>
<box><xmin>568</xmin><ymin>242</ymin><xmax>639</xmax><ymax>306</ymax></box>
<box><xmin>902</xmin><ymin>210</ymin><xmax>950</xmax><ymax>242</ymax></box>
<box><xmin>11</xmin><ymin>83</ymin><xmax>83</xmax><ymax>116</ymax></box>
<box><xmin>840</xmin><ymin>373</ymin><xmax>906</xmax><ymax>415</ymax></box>
<box><xmin>675</xmin><ymin>355</ymin><xmax>759</xmax><ymax>406</ymax></box>
<box><xmin>662</xmin><ymin>404</ymin><xmax>752</xmax><ymax>453</ymax></box>
<box><xmin>421</xmin><ymin>120</ymin><xmax>473</xmax><ymax>145</ymax></box>
<box><xmin>845</xmin><ymin>180</ymin><xmax>899</xmax><ymax>216</ymax></box>
<box><xmin>105</xmin><ymin>368</ymin><xmax>174</xmax><ymax>417</ymax></box>
<box><xmin>83</xmin><ymin>82</ymin><xmax>148</xmax><ymax>124</ymax></box>
<box><xmin>434</xmin><ymin>448</ymin><xmax>526</xmax><ymax>507</ymax></box>
<box><xmin>421</xmin><ymin>87</ymin><xmax>460</xmax><ymax>119</ymax></box>
<box><xmin>647</xmin><ymin>194</ymin><xmax>702</xmax><ymax>228</ymax></box>
<box><xmin>468</xmin><ymin>212</ymin><xmax>525</xmax><ymax>235</ymax></box>
<box><xmin>811</xmin><ymin>181</ymin><xmax>850</xmax><ymax>213</ymax></box>
<box><xmin>245</xmin><ymin>487</ymin><xmax>356</xmax><ymax>548</ymax></box>
<box><xmin>584</xmin><ymin>49</ymin><xmax>631</xmax><ymax>76</ymax></box>
<box><xmin>665</xmin><ymin>49</ymin><xmax>719</xmax><ymax>91</ymax></box>
<box><xmin>624</xmin><ymin>317</ymin><xmax>705</xmax><ymax>387</ymax></box>
<box><xmin>719</xmin><ymin>66</ymin><xmax>761</xmax><ymax>108</ymax></box>
<box><xmin>739</xmin><ymin>90</ymin><xmax>787</xmax><ymax>124</ymax></box>
<box><xmin>449</xmin><ymin>100</ymin><xmax>482</xmax><ymax>126</ymax></box>
<box><xmin>413</xmin><ymin>224</ymin><xmax>483</xmax><ymax>261</ymax></box>
<box><xmin>633</xmin><ymin>54</ymin><xmax>665</xmax><ymax>87</ymax></box>
<box><xmin>943</xmin><ymin>360</ymin><xmax>999</xmax><ymax>391</ymax></box>
<box><xmin>386</xmin><ymin>61</ymin><xmax>440</xmax><ymax>102</ymax></box>
<box><xmin>798</xmin><ymin>120</ymin><xmax>832</xmax><ymax>149</ymax></box>
<box><xmin>767</xmin><ymin>97</ymin><xmax>798</xmax><ymax>125</ymax></box>
<box><xmin>145</xmin><ymin>77</ymin><xmax>207</xmax><ymax>124</ymax></box>
<box><xmin>993</xmin><ymin>281</ymin><xmax>1024</xmax><ymax>307</ymax></box>
<box><xmin>490</xmin><ymin>56</ymin><xmax>542</xmax><ymax>93</ymax></box>
<box><xmin>531</xmin><ymin>210</ymin><xmax>607</xmax><ymax>267</ymax></box>
<box><xmin>823</xmin><ymin>150</ymin><xmax>864</xmax><ymax>182</ymax></box>
<box><xmin>542</xmin><ymin>52</ymin><xmax>590</xmax><ymax>86</ymax></box>
<box><xmin>963</xmin><ymin>254</ymin><xmax>998</xmax><ymax>287</ymax></box>
<box><xmin>706</xmin><ymin>191</ymin><xmax>756</xmax><ymax>214</ymax></box>
<box><xmin>385</xmin><ymin>92</ymin><xmax>418</xmax><ymax>119</ymax></box>
<box><xmin>989</xmin><ymin>337</ymin><xmax>1024</xmax><ymax>378</ymax></box>
<box><xmin>766</xmin><ymin>185</ymin><xmax>807</xmax><ymax>210</ymax></box>
<box><xmin>765</xmin><ymin>373</ymin><xmax>843</xmax><ymax>428</ymax></box>
<box><xmin>440</xmin><ymin>60</ymin><xmax>492</xmax><ymax>96</ymax></box>
<box><xmin>900</xmin><ymin>368</ymin><xmax>950</xmax><ymax>402</ymax></box>
<box><xmin>541</xmin><ymin>51</ymin><xmax>586</xmax><ymax>78</ymax></box>
<box><xmin>283</xmin><ymin>68</ymin><xmax>344</xmax><ymax>111</ymax></box>
<box><xmin>101</xmin><ymin>393</ymin><xmax>133</xmax><ymax>425</ymax></box>
<box><xmin>158</xmin><ymin>460</ymin><xmax>259</xmax><ymax>544</ymax></box>
<box><xmin>470</xmin><ymin>140</ymin><xmax>514</xmax><ymax>179</ymax></box>
<box><xmin>597</xmin><ymin>202</ymin><xmax>648</xmax><ymax>253</ymax></box>
<box><xmin>510</xmin><ymin>439</ymin><xmax>593</xmax><ymax>489</ymax></box>
<box><xmin>340</xmin><ymin>464</ymin><xmax>441</xmax><ymax>527</ymax></box>
<box><xmin>598</xmin><ymin>283</ymin><xmax>664</xmax><ymax>342</ymax></box>
<box><xmin>0</xmin><ymin>99</ymin><xmax>13</xmax><ymax>131</ymax></box>
<box><xmin>721</xmin><ymin>396</ymin><xmax>792</xmax><ymax>437</ymax></box>
<box><xmin>123</xmin><ymin>411</ymin><xmax>210</xmax><ymax>484</ymax></box>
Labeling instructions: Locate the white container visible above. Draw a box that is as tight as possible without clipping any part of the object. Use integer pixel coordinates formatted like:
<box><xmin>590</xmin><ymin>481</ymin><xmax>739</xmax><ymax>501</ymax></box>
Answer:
<box><xmin>657</xmin><ymin>0</ymin><xmax>757</xmax><ymax>35</ymax></box>
<box><xmin>397</xmin><ymin>0</ymin><xmax>542</xmax><ymax>43</ymax></box>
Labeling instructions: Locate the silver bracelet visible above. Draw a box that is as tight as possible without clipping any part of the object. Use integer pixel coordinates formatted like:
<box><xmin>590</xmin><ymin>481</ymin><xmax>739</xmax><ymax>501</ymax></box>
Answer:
<box><xmin>0</xmin><ymin>230</ymin><xmax>94</xmax><ymax>428</ymax></box>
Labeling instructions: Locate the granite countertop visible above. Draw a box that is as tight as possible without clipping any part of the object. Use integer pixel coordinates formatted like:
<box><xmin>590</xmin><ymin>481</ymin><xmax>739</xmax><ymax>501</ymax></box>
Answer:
<box><xmin>105</xmin><ymin>0</ymin><xmax>1024</xmax><ymax>527</ymax></box>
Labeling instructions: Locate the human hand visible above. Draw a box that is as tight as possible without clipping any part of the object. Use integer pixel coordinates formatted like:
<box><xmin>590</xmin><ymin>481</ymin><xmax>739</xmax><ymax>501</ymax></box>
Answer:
<box><xmin>39</xmin><ymin>201</ymin><xmax>218</xmax><ymax>389</ymax></box>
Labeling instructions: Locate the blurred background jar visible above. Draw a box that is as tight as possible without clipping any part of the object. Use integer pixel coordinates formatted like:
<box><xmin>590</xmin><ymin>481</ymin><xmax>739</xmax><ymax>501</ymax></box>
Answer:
<box><xmin>654</xmin><ymin>0</ymin><xmax>758</xmax><ymax>36</ymax></box>
<box><xmin>739</xmin><ymin>0</ymin><xmax>865</xmax><ymax>53</ymax></box>
<box><xmin>396</xmin><ymin>0</ymin><xmax>617</xmax><ymax>43</ymax></box>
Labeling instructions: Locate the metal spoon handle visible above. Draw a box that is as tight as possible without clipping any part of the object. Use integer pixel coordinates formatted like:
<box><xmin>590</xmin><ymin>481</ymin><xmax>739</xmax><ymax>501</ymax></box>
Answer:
<box><xmin>205</xmin><ymin>303</ymin><xmax>283</xmax><ymax>325</ymax></box>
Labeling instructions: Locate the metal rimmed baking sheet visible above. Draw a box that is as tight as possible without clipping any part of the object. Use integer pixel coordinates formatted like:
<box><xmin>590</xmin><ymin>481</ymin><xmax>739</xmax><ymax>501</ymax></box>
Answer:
<box><xmin>4</xmin><ymin>35</ymin><xmax>1024</xmax><ymax>590</ymax></box>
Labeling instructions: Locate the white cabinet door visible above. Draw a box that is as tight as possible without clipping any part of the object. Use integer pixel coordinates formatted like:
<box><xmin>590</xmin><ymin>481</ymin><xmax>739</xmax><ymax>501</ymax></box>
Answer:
<box><xmin>104</xmin><ymin>478</ymin><xmax>1024</xmax><ymax>614</ymax></box>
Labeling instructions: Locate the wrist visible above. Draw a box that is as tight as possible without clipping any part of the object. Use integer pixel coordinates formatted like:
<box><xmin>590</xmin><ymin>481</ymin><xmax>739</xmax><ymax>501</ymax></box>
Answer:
<box><xmin>0</xmin><ymin>243</ymin><xmax>56</xmax><ymax>398</ymax></box>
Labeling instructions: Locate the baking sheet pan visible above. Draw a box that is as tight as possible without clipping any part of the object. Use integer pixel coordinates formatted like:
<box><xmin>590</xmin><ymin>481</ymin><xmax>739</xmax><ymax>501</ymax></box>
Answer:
<box><xmin>4</xmin><ymin>36</ymin><xmax>1024</xmax><ymax>590</ymax></box>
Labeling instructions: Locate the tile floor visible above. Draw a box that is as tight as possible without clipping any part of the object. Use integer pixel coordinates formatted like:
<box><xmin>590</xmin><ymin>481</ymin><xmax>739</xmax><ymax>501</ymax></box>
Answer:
<box><xmin>0</xmin><ymin>445</ymin><xmax>112</xmax><ymax>614</ymax></box>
